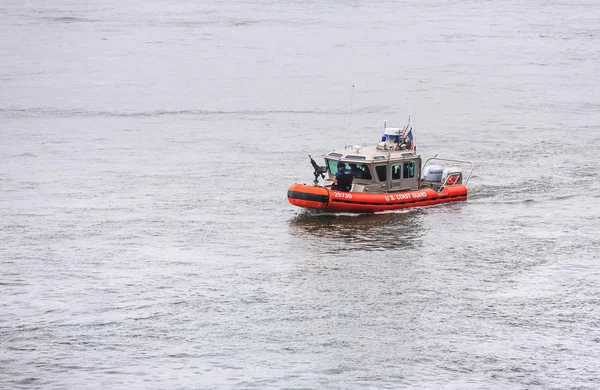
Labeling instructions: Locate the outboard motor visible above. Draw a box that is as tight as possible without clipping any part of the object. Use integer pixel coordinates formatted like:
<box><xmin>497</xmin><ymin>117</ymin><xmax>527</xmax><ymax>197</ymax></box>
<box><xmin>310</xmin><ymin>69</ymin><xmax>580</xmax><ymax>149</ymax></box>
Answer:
<box><xmin>421</xmin><ymin>164</ymin><xmax>444</xmax><ymax>182</ymax></box>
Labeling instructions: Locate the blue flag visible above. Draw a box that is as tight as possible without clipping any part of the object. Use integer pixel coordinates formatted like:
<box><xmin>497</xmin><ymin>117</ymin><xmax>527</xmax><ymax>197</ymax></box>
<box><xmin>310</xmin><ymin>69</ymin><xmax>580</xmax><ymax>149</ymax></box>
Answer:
<box><xmin>404</xmin><ymin>127</ymin><xmax>415</xmax><ymax>150</ymax></box>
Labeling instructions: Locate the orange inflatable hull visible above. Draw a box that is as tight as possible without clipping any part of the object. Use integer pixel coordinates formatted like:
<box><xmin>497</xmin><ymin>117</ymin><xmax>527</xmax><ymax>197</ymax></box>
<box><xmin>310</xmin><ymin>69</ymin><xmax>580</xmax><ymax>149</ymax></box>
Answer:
<box><xmin>287</xmin><ymin>183</ymin><xmax>467</xmax><ymax>213</ymax></box>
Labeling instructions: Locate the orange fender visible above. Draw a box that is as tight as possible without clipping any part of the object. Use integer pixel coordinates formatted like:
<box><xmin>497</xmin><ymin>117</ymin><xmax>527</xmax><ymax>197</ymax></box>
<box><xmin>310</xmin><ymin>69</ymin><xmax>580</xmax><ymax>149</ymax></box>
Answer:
<box><xmin>288</xmin><ymin>184</ymin><xmax>468</xmax><ymax>213</ymax></box>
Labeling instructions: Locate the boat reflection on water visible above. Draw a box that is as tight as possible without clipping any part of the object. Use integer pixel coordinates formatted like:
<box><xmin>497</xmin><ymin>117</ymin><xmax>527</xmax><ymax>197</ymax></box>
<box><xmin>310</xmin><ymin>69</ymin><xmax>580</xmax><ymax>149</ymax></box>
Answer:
<box><xmin>289</xmin><ymin>209</ymin><xmax>425</xmax><ymax>252</ymax></box>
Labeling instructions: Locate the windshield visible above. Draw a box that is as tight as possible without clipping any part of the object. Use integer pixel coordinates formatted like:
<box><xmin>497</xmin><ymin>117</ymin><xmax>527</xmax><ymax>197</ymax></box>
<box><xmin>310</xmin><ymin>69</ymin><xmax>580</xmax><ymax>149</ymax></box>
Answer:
<box><xmin>327</xmin><ymin>160</ymin><xmax>373</xmax><ymax>180</ymax></box>
<box><xmin>326</xmin><ymin>159</ymin><xmax>339</xmax><ymax>174</ymax></box>
<box><xmin>349</xmin><ymin>163</ymin><xmax>372</xmax><ymax>180</ymax></box>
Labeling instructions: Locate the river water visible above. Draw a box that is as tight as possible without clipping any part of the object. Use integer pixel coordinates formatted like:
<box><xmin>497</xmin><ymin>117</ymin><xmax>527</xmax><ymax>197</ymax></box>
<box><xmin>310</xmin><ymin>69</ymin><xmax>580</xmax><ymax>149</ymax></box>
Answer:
<box><xmin>1</xmin><ymin>0</ymin><xmax>600</xmax><ymax>388</ymax></box>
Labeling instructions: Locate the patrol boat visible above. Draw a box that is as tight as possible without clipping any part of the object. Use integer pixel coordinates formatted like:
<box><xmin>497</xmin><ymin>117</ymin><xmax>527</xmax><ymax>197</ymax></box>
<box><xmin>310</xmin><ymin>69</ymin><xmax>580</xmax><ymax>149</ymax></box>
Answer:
<box><xmin>287</xmin><ymin>122</ymin><xmax>474</xmax><ymax>213</ymax></box>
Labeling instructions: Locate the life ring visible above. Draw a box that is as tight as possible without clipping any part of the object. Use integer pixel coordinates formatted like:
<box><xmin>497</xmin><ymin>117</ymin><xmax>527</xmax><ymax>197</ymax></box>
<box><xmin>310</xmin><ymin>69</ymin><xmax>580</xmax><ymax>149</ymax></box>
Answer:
<box><xmin>446</xmin><ymin>175</ymin><xmax>457</xmax><ymax>185</ymax></box>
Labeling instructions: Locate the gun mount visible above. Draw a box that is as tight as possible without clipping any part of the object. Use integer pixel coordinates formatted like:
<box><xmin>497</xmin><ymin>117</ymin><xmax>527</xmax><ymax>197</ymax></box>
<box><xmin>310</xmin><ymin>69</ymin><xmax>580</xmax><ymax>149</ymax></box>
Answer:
<box><xmin>309</xmin><ymin>155</ymin><xmax>328</xmax><ymax>186</ymax></box>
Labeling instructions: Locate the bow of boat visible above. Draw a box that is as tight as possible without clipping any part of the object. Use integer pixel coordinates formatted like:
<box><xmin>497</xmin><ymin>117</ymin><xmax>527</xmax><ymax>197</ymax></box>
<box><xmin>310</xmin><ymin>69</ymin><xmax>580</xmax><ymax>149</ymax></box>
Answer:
<box><xmin>287</xmin><ymin>184</ymin><xmax>330</xmax><ymax>209</ymax></box>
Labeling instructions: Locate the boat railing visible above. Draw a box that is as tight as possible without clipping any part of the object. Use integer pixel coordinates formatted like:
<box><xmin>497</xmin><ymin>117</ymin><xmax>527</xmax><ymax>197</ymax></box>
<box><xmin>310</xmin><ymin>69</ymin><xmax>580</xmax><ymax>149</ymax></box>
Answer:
<box><xmin>422</xmin><ymin>155</ymin><xmax>475</xmax><ymax>186</ymax></box>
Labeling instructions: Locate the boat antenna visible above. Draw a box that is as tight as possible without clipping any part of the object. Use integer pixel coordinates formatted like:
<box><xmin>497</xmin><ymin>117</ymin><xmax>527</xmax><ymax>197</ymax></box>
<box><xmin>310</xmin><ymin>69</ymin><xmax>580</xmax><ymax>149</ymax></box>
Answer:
<box><xmin>344</xmin><ymin>85</ymin><xmax>355</xmax><ymax>149</ymax></box>
<box><xmin>413</xmin><ymin>105</ymin><xmax>416</xmax><ymax>151</ymax></box>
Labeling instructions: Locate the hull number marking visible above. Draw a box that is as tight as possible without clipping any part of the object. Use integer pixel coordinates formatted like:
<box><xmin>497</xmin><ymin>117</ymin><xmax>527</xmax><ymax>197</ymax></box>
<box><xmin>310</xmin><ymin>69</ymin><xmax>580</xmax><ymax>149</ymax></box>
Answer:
<box><xmin>333</xmin><ymin>192</ymin><xmax>353</xmax><ymax>199</ymax></box>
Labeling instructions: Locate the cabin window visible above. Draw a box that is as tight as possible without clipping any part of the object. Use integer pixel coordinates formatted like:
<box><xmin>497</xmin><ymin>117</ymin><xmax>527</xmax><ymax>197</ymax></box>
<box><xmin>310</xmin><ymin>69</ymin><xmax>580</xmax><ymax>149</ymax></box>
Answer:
<box><xmin>375</xmin><ymin>165</ymin><xmax>387</xmax><ymax>182</ymax></box>
<box><xmin>348</xmin><ymin>163</ymin><xmax>372</xmax><ymax>180</ymax></box>
<box><xmin>326</xmin><ymin>159</ymin><xmax>339</xmax><ymax>174</ymax></box>
<box><xmin>403</xmin><ymin>161</ymin><xmax>415</xmax><ymax>178</ymax></box>
<box><xmin>327</xmin><ymin>160</ymin><xmax>372</xmax><ymax>180</ymax></box>
<box><xmin>391</xmin><ymin>164</ymin><xmax>402</xmax><ymax>180</ymax></box>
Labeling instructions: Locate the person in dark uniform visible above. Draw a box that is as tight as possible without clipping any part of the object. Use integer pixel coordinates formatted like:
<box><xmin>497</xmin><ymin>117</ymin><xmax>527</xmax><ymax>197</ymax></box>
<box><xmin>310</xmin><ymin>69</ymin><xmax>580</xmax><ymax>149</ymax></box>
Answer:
<box><xmin>332</xmin><ymin>161</ymin><xmax>354</xmax><ymax>192</ymax></box>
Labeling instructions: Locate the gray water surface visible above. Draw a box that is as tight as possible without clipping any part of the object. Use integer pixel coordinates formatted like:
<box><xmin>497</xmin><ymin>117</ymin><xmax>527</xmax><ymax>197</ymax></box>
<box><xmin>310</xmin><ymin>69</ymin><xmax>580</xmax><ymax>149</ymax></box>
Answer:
<box><xmin>1</xmin><ymin>0</ymin><xmax>600</xmax><ymax>388</ymax></box>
